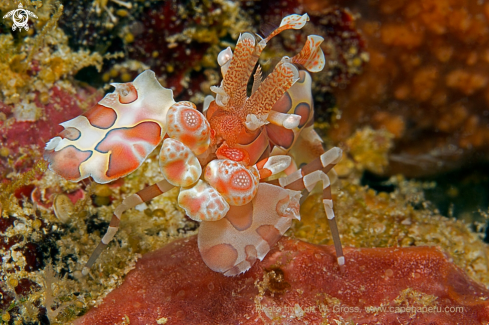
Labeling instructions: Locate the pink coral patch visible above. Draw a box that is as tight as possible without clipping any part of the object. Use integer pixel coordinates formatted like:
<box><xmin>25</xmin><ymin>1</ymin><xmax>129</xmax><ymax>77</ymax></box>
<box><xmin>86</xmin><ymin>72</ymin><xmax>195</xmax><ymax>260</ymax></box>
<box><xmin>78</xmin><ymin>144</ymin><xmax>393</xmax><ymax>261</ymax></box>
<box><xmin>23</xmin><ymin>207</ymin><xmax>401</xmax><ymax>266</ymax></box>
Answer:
<box><xmin>74</xmin><ymin>237</ymin><xmax>489</xmax><ymax>325</ymax></box>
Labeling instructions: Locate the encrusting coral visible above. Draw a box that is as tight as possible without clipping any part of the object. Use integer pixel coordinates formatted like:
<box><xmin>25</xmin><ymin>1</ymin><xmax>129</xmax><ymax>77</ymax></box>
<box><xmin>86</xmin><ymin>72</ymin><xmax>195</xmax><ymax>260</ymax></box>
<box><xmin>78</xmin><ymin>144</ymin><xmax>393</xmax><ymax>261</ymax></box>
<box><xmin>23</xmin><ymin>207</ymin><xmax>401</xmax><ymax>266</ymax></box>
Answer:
<box><xmin>324</xmin><ymin>0</ymin><xmax>489</xmax><ymax>177</ymax></box>
<box><xmin>74</xmin><ymin>236</ymin><xmax>489</xmax><ymax>324</ymax></box>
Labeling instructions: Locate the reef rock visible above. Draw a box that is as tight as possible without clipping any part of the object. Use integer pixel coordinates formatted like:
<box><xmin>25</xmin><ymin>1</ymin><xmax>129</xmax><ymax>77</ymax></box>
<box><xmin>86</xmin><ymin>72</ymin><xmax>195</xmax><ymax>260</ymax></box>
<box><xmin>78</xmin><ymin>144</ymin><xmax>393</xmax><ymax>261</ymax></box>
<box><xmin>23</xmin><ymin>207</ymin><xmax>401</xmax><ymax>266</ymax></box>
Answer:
<box><xmin>75</xmin><ymin>236</ymin><xmax>489</xmax><ymax>324</ymax></box>
<box><xmin>0</xmin><ymin>85</ymin><xmax>100</xmax><ymax>175</ymax></box>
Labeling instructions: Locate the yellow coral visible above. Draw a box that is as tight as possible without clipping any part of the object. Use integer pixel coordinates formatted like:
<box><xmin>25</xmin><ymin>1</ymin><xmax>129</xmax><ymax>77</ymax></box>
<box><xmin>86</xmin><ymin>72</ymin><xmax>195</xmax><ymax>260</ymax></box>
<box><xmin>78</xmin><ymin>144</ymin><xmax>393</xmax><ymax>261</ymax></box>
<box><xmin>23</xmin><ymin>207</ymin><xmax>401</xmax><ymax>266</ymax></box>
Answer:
<box><xmin>345</xmin><ymin>127</ymin><xmax>394</xmax><ymax>174</ymax></box>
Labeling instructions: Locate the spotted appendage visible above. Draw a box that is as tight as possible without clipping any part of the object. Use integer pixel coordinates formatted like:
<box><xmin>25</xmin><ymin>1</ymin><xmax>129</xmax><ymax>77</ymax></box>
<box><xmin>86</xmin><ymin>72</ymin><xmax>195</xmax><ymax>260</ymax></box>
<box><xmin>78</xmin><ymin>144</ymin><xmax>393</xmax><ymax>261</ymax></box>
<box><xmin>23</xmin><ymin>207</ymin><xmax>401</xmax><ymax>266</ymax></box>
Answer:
<box><xmin>204</xmin><ymin>160</ymin><xmax>260</xmax><ymax>206</ymax></box>
<box><xmin>166</xmin><ymin>101</ymin><xmax>211</xmax><ymax>156</ymax></box>
<box><xmin>219</xmin><ymin>32</ymin><xmax>260</xmax><ymax>109</ymax></box>
<box><xmin>44</xmin><ymin>70</ymin><xmax>175</xmax><ymax>183</ymax></box>
<box><xmin>265</xmin><ymin>14</ymin><xmax>310</xmax><ymax>42</ymax></box>
<box><xmin>178</xmin><ymin>180</ymin><xmax>230</xmax><ymax>222</ymax></box>
<box><xmin>243</xmin><ymin>58</ymin><xmax>299</xmax><ymax>129</ymax></box>
<box><xmin>292</xmin><ymin>35</ymin><xmax>326</xmax><ymax>73</ymax></box>
<box><xmin>159</xmin><ymin>138</ymin><xmax>201</xmax><ymax>187</ymax></box>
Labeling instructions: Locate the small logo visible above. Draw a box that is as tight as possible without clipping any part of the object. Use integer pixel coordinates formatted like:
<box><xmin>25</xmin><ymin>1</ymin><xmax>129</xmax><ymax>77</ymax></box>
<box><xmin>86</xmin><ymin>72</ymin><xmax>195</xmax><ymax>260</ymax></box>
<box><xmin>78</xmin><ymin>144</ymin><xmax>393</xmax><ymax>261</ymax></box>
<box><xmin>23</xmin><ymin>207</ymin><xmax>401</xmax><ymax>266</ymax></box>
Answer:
<box><xmin>3</xmin><ymin>3</ymin><xmax>38</xmax><ymax>32</ymax></box>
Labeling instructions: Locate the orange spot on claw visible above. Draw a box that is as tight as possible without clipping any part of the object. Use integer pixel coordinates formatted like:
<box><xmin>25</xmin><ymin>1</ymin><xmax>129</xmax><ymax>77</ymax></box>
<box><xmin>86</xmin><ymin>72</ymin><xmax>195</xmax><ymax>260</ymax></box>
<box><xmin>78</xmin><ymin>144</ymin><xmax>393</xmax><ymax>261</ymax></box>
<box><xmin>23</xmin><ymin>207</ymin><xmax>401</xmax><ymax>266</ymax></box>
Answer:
<box><xmin>84</xmin><ymin>104</ymin><xmax>117</xmax><ymax>129</ymax></box>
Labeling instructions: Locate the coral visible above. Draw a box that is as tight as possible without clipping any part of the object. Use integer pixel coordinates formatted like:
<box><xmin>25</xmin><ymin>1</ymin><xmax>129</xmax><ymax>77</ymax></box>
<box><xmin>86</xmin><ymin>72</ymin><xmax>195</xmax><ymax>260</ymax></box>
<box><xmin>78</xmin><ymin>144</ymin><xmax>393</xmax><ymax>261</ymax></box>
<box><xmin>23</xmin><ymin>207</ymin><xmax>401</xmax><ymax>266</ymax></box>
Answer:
<box><xmin>0</xmin><ymin>160</ymin><xmax>47</xmax><ymax>215</ymax></box>
<box><xmin>323</xmin><ymin>0</ymin><xmax>489</xmax><ymax>177</ymax></box>
<box><xmin>1</xmin><ymin>1</ymin><xmax>488</xmax><ymax>324</ymax></box>
<box><xmin>0</xmin><ymin>85</ymin><xmax>101</xmax><ymax>176</ymax></box>
<box><xmin>294</xmin><ymin>177</ymin><xmax>489</xmax><ymax>286</ymax></box>
<box><xmin>0</xmin><ymin>151</ymin><xmax>195</xmax><ymax>324</ymax></box>
<box><xmin>59</xmin><ymin>0</ymin><xmax>138</xmax><ymax>51</ymax></box>
<box><xmin>1</xmin><ymin>124</ymin><xmax>488</xmax><ymax>324</ymax></box>
<box><xmin>0</xmin><ymin>1</ymin><xmax>105</xmax><ymax>107</ymax></box>
<box><xmin>342</xmin><ymin>127</ymin><xmax>394</xmax><ymax>175</ymax></box>
<box><xmin>118</xmin><ymin>0</ymin><xmax>252</xmax><ymax>98</ymax></box>
<box><xmin>73</xmin><ymin>236</ymin><xmax>489</xmax><ymax>324</ymax></box>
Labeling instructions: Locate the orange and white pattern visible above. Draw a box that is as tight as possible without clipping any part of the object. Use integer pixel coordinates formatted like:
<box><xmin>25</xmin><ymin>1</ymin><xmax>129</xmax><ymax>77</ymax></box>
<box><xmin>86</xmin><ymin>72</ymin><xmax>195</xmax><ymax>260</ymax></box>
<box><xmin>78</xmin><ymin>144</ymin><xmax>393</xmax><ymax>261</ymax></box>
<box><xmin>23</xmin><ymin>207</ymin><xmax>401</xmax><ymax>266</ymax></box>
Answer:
<box><xmin>198</xmin><ymin>183</ymin><xmax>301</xmax><ymax>276</ymax></box>
<box><xmin>207</xmin><ymin>12</ymin><xmax>326</xmax><ymax>167</ymax></box>
<box><xmin>292</xmin><ymin>35</ymin><xmax>326</xmax><ymax>72</ymax></box>
<box><xmin>159</xmin><ymin>138</ymin><xmax>202</xmax><ymax>187</ymax></box>
<box><xmin>265</xmin><ymin>13</ymin><xmax>310</xmax><ymax>42</ymax></box>
<box><xmin>215</xmin><ymin>143</ymin><xmax>250</xmax><ymax>165</ymax></box>
<box><xmin>243</xmin><ymin>58</ymin><xmax>299</xmax><ymax>129</ymax></box>
<box><xmin>166</xmin><ymin>101</ymin><xmax>211</xmax><ymax>156</ymax></box>
<box><xmin>178</xmin><ymin>180</ymin><xmax>230</xmax><ymax>222</ymax></box>
<box><xmin>45</xmin><ymin>70</ymin><xmax>175</xmax><ymax>183</ymax></box>
<box><xmin>45</xmin><ymin>13</ymin><xmax>345</xmax><ymax>278</ymax></box>
<box><xmin>219</xmin><ymin>32</ymin><xmax>258</xmax><ymax>109</ymax></box>
<box><xmin>204</xmin><ymin>159</ymin><xmax>260</xmax><ymax>206</ymax></box>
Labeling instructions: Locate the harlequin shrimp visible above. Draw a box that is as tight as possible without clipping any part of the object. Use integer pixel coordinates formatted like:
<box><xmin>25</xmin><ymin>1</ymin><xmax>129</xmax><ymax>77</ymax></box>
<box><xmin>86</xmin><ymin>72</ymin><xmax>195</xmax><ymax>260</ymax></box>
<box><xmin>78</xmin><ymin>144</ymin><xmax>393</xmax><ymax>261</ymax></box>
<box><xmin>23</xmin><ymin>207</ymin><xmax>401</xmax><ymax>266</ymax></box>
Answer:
<box><xmin>44</xmin><ymin>13</ymin><xmax>344</xmax><ymax>277</ymax></box>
